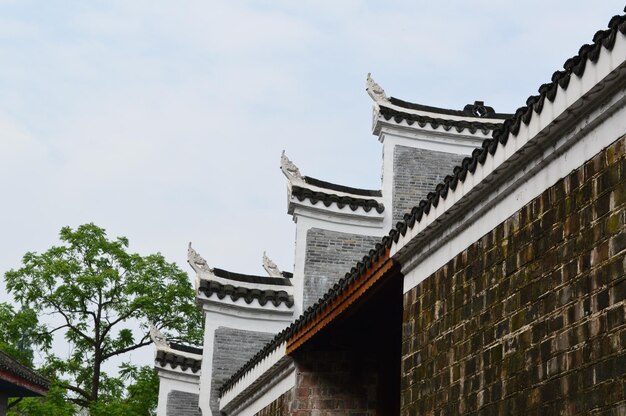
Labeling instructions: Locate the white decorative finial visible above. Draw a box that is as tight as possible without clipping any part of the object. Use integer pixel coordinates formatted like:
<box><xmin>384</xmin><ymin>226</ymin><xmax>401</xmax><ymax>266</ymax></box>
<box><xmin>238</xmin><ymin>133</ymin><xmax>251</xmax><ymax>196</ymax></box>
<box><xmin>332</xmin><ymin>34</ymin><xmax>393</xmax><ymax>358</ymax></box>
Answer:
<box><xmin>262</xmin><ymin>251</ymin><xmax>282</xmax><ymax>278</ymax></box>
<box><xmin>150</xmin><ymin>324</ymin><xmax>169</xmax><ymax>349</ymax></box>
<box><xmin>280</xmin><ymin>150</ymin><xmax>303</xmax><ymax>182</ymax></box>
<box><xmin>187</xmin><ymin>242</ymin><xmax>212</xmax><ymax>273</ymax></box>
<box><xmin>366</xmin><ymin>73</ymin><xmax>389</xmax><ymax>103</ymax></box>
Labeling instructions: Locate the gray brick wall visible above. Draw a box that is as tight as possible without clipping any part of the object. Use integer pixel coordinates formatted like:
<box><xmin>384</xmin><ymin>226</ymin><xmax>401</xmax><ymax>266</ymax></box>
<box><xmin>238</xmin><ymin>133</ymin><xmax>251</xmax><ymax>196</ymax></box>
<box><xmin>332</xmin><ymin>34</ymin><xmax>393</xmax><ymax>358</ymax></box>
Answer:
<box><xmin>166</xmin><ymin>390</ymin><xmax>200</xmax><ymax>416</ymax></box>
<box><xmin>401</xmin><ymin>135</ymin><xmax>626</xmax><ymax>415</ymax></box>
<box><xmin>210</xmin><ymin>327</ymin><xmax>275</xmax><ymax>416</ymax></box>
<box><xmin>304</xmin><ymin>228</ymin><xmax>380</xmax><ymax>309</ymax></box>
<box><xmin>393</xmin><ymin>145</ymin><xmax>465</xmax><ymax>224</ymax></box>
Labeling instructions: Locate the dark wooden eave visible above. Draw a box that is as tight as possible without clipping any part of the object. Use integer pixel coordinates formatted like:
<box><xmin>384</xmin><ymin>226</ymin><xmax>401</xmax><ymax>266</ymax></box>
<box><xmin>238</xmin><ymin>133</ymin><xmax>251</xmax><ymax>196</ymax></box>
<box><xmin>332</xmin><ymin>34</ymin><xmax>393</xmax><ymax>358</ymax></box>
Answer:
<box><xmin>0</xmin><ymin>351</ymin><xmax>49</xmax><ymax>397</ymax></box>
<box><xmin>286</xmin><ymin>254</ymin><xmax>398</xmax><ymax>353</ymax></box>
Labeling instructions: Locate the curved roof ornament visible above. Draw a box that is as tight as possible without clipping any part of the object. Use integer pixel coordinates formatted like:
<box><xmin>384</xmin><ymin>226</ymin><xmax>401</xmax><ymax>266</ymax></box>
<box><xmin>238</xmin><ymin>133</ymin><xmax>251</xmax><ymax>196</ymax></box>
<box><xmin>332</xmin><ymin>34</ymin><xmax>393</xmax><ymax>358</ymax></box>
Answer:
<box><xmin>366</xmin><ymin>73</ymin><xmax>389</xmax><ymax>103</ymax></box>
<box><xmin>187</xmin><ymin>242</ymin><xmax>212</xmax><ymax>273</ymax></box>
<box><xmin>262</xmin><ymin>251</ymin><xmax>282</xmax><ymax>278</ymax></box>
<box><xmin>150</xmin><ymin>324</ymin><xmax>169</xmax><ymax>349</ymax></box>
<box><xmin>280</xmin><ymin>150</ymin><xmax>304</xmax><ymax>183</ymax></box>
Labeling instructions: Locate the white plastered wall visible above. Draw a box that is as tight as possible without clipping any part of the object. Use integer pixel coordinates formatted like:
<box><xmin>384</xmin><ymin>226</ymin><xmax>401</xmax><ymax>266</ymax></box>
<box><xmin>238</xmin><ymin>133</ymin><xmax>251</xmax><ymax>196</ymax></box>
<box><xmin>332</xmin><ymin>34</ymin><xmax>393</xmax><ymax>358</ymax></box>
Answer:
<box><xmin>156</xmin><ymin>366</ymin><xmax>200</xmax><ymax>416</ymax></box>
<box><xmin>197</xmin><ymin>302</ymin><xmax>293</xmax><ymax>416</ymax></box>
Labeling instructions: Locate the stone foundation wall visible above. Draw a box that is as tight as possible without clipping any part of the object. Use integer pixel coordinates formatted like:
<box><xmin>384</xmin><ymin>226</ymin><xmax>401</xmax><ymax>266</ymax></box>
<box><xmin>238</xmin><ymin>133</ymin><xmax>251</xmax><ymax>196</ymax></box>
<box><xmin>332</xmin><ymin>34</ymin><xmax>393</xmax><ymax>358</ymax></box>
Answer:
<box><xmin>401</xmin><ymin>136</ymin><xmax>626</xmax><ymax>414</ymax></box>
<box><xmin>304</xmin><ymin>228</ymin><xmax>379</xmax><ymax>309</ymax></box>
<box><xmin>393</xmin><ymin>145</ymin><xmax>465</xmax><ymax>224</ymax></box>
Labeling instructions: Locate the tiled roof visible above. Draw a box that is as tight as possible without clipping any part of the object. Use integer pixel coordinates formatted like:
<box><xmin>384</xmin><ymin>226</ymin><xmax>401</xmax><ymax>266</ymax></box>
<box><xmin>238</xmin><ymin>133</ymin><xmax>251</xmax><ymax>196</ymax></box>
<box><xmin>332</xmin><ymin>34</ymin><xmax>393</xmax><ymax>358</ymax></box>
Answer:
<box><xmin>378</xmin><ymin>105</ymin><xmax>502</xmax><ymax>134</ymax></box>
<box><xmin>155</xmin><ymin>342</ymin><xmax>203</xmax><ymax>373</ymax></box>
<box><xmin>199</xmin><ymin>268</ymin><xmax>294</xmax><ymax>307</ymax></box>
<box><xmin>198</xmin><ymin>280</ymin><xmax>294</xmax><ymax>307</ymax></box>
<box><xmin>291</xmin><ymin>176</ymin><xmax>384</xmax><ymax>213</ymax></box>
<box><xmin>0</xmin><ymin>350</ymin><xmax>50</xmax><ymax>395</ymax></box>
<box><xmin>291</xmin><ymin>186</ymin><xmax>384</xmax><ymax>213</ymax></box>
<box><xmin>220</xmin><ymin>7</ymin><xmax>626</xmax><ymax>399</ymax></box>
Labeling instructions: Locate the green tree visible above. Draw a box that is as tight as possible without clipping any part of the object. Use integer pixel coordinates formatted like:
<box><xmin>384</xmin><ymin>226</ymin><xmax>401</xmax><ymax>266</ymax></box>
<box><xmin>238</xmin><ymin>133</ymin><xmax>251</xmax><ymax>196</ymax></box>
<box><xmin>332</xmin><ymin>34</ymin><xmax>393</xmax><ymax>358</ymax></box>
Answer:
<box><xmin>10</xmin><ymin>382</ymin><xmax>76</xmax><ymax>416</ymax></box>
<box><xmin>4</xmin><ymin>223</ymin><xmax>202</xmax><ymax>412</ymax></box>
<box><xmin>0</xmin><ymin>303</ymin><xmax>44</xmax><ymax>366</ymax></box>
<box><xmin>88</xmin><ymin>365</ymin><xmax>160</xmax><ymax>416</ymax></box>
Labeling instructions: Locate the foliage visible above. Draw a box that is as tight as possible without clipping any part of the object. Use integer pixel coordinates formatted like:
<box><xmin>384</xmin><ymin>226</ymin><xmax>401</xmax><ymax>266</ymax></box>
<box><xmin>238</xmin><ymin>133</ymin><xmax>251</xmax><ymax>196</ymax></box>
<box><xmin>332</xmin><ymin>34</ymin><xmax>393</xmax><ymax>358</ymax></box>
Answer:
<box><xmin>8</xmin><ymin>381</ymin><xmax>76</xmax><ymax>416</ymax></box>
<box><xmin>89</xmin><ymin>365</ymin><xmax>159</xmax><ymax>416</ymax></box>
<box><xmin>3</xmin><ymin>223</ymin><xmax>202</xmax><ymax>412</ymax></box>
<box><xmin>0</xmin><ymin>303</ymin><xmax>45</xmax><ymax>366</ymax></box>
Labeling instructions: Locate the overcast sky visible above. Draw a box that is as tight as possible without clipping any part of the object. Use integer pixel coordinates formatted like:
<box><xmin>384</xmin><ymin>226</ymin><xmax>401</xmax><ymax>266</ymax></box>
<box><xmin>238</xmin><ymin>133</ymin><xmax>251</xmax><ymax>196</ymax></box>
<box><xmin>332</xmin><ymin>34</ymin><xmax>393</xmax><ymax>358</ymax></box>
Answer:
<box><xmin>1</xmin><ymin>1</ymin><xmax>624</xmax><ymax>366</ymax></box>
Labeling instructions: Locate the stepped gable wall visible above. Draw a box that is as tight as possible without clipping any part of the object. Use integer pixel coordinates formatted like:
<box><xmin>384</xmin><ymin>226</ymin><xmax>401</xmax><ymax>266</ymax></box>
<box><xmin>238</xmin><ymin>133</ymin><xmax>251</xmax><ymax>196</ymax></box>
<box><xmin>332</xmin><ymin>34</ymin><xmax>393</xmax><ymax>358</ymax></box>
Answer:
<box><xmin>166</xmin><ymin>390</ymin><xmax>200</xmax><ymax>416</ymax></box>
<box><xmin>392</xmin><ymin>145</ymin><xmax>465</xmax><ymax>224</ymax></box>
<box><xmin>303</xmin><ymin>228</ymin><xmax>380</xmax><ymax>310</ymax></box>
<box><xmin>210</xmin><ymin>328</ymin><xmax>276</xmax><ymax>416</ymax></box>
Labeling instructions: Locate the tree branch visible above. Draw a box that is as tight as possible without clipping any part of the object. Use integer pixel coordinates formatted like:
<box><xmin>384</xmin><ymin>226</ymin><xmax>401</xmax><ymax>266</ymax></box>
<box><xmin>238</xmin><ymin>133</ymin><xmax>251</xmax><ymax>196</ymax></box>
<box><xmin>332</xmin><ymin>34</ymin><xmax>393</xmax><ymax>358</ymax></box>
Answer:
<box><xmin>102</xmin><ymin>339</ymin><xmax>152</xmax><ymax>361</ymax></box>
<box><xmin>47</xmin><ymin>299</ymin><xmax>94</xmax><ymax>345</ymax></box>
<box><xmin>8</xmin><ymin>397</ymin><xmax>22</xmax><ymax>409</ymax></box>
<box><xmin>68</xmin><ymin>397</ymin><xmax>90</xmax><ymax>408</ymax></box>
<box><xmin>61</xmin><ymin>381</ymin><xmax>91</xmax><ymax>401</ymax></box>
<box><xmin>100</xmin><ymin>308</ymin><xmax>137</xmax><ymax>339</ymax></box>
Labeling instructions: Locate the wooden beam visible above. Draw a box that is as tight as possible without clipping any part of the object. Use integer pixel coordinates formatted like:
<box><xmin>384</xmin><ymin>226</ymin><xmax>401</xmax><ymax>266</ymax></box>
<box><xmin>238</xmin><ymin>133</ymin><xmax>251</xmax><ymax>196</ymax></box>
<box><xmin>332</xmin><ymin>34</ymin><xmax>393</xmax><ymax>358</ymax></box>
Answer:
<box><xmin>286</xmin><ymin>249</ymin><xmax>397</xmax><ymax>354</ymax></box>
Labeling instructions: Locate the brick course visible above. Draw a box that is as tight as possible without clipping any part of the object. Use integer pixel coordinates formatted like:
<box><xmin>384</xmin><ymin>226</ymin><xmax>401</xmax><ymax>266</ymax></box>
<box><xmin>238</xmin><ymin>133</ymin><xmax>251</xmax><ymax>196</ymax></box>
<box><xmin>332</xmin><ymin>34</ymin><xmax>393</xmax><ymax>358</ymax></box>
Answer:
<box><xmin>401</xmin><ymin>135</ymin><xmax>626</xmax><ymax>415</ymax></box>
<box><xmin>211</xmin><ymin>327</ymin><xmax>275</xmax><ymax>416</ymax></box>
<box><xmin>304</xmin><ymin>228</ymin><xmax>379</xmax><ymax>309</ymax></box>
<box><xmin>256</xmin><ymin>351</ymin><xmax>381</xmax><ymax>415</ymax></box>
<box><xmin>393</xmin><ymin>145</ymin><xmax>465</xmax><ymax>224</ymax></box>
<box><xmin>292</xmin><ymin>350</ymin><xmax>378</xmax><ymax>414</ymax></box>
<box><xmin>166</xmin><ymin>390</ymin><xmax>200</xmax><ymax>416</ymax></box>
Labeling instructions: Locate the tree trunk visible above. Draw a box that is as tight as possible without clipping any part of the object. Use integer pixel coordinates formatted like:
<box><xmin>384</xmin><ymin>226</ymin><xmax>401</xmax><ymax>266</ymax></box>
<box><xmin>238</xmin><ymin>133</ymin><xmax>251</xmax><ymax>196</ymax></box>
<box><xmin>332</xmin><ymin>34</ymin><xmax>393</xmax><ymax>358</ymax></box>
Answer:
<box><xmin>91</xmin><ymin>347</ymin><xmax>101</xmax><ymax>402</ymax></box>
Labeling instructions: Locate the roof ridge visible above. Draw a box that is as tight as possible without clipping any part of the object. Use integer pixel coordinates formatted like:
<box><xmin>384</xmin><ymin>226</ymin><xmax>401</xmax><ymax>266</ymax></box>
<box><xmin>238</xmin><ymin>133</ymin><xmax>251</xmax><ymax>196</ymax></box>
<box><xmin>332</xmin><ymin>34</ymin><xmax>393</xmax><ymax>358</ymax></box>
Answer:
<box><xmin>378</xmin><ymin>105</ymin><xmax>502</xmax><ymax>133</ymax></box>
<box><xmin>389</xmin><ymin>97</ymin><xmax>512</xmax><ymax>120</ymax></box>
<box><xmin>211</xmin><ymin>267</ymin><xmax>293</xmax><ymax>286</ymax></box>
<box><xmin>303</xmin><ymin>176</ymin><xmax>382</xmax><ymax>197</ymax></box>
<box><xmin>169</xmin><ymin>342</ymin><xmax>204</xmax><ymax>355</ymax></box>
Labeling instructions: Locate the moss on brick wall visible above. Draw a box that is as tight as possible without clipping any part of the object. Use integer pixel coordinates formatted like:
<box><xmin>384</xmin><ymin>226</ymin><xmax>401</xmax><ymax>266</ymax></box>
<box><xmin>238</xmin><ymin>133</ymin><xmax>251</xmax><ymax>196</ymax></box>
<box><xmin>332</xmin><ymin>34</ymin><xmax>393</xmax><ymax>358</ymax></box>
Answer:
<box><xmin>401</xmin><ymin>135</ymin><xmax>626</xmax><ymax>415</ymax></box>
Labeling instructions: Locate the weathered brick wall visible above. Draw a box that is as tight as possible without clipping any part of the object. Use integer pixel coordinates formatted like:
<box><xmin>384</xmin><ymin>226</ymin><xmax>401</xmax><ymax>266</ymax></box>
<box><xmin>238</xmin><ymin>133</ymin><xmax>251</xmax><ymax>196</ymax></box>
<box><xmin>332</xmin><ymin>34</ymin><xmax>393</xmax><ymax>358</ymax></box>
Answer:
<box><xmin>393</xmin><ymin>145</ymin><xmax>465</xmax><ymax>224</ymax></box>
<box><xmin>291</xmin><ymin>350</ymin><xmax>378</xmax><ymax>414</ymax></box>
<box><xmin>401</xmin><ymin>136</ymin><xmax>626</xmax><ymax>415</ymax></box>
<box><xmin>254</xmin><ymin>389</ymin><xmax>293</xmax><ymax>416</ymax></box>
<box><xmin>210</xmin><ymin>328</ymin><xmax>275</xmax><ymax>416</ymax></box>
<box><xmin>166</xmin><ymin>390</ymin><xmax>200</xmax><ymax>416</ymax></box>
<box><xmin>304</xmin><ymin>228</ymin><xmax>379</xmax><ymax>309</ymax></box>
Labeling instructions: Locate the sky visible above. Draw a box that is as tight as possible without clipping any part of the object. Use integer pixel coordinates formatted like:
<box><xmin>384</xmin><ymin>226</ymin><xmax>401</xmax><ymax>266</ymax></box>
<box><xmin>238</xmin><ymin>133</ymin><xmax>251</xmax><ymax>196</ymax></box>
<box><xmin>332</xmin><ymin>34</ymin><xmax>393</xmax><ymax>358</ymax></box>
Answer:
<box><xmin>0</xmin><ymin>1</ymin><xmax>624</xmax><ymax>368</ymax></box>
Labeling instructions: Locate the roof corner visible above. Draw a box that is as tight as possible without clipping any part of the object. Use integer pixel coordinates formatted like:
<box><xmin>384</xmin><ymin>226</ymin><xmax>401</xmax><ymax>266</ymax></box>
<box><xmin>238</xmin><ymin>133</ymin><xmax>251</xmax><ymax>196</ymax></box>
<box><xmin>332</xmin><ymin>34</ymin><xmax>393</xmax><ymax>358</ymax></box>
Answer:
<box><xmin>366</xmin><ymin>73</ymin><xmax>390</xmax><ymax>104</ymax></box>
<box><xmin>262</xmin><ymin>251</ymin><xmax>283</xmax><ymax>278</ymax></box>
